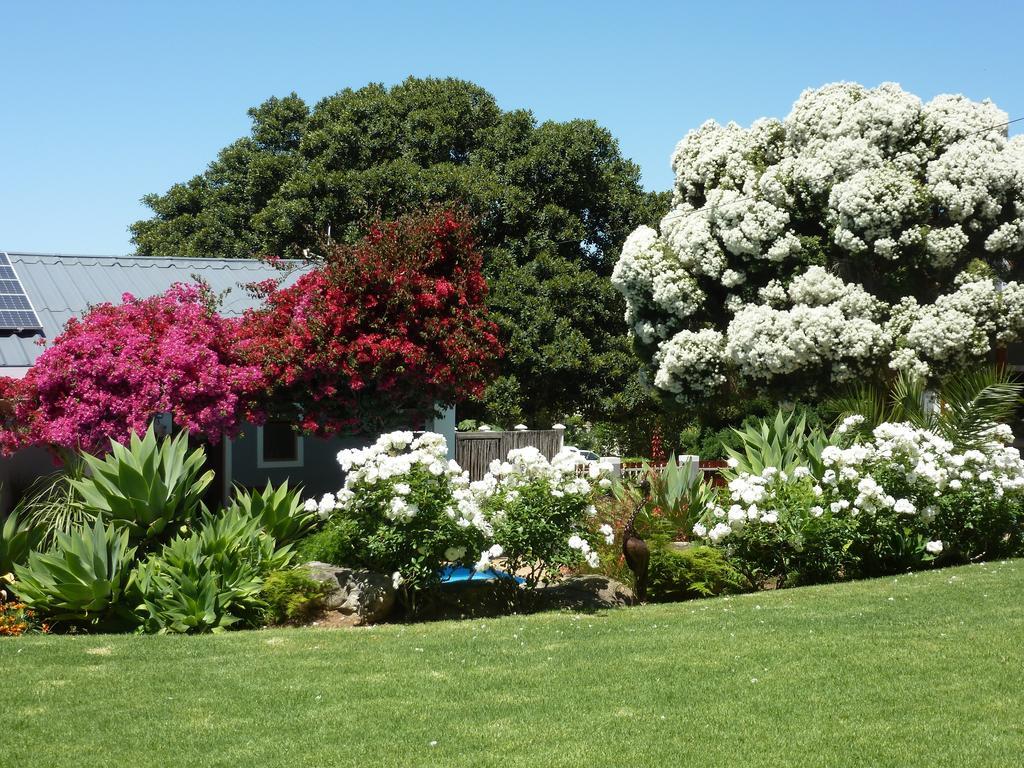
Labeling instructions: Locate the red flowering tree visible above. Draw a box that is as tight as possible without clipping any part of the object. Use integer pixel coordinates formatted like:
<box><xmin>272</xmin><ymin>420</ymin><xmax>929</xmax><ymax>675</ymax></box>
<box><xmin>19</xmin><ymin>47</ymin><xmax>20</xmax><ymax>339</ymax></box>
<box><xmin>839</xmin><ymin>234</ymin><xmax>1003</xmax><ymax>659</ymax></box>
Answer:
<box><xmin>0</xmin><ymin>284</ymin><xmax>265</xmax><ymax>455</ymax></box>
<box><xmin>235</xmin><ymin>209</ymin><xmax>501</xmax><ymax>435</ymax></box>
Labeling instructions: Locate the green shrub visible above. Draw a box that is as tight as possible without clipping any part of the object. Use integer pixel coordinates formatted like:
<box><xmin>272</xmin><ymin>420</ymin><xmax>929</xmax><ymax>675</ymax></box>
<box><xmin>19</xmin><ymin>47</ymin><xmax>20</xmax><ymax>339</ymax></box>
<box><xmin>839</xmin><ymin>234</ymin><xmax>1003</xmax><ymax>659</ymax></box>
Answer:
<box><xmin>646</xmin><ymin>545</ymin><xmax>745</xmax><ymax>602</ymax></box>
<box><xmin>788</xmin><ymin>513</ymin><xmax>864</xmax><ymax>586</ymax></box>
<box><xmin>12</xmin><ymin>518</ymin><xmax>138</xmax><ymax>630</ymax></box>
<box><xmin>260</xmin><ymin>568</ymin><xmax>332</xmax><ymax>625</ymax></box>
<box><xmin>930</xmin><ymin>488</ymin><xmax>1023</xmax><ymax>563</ymax></box>
<box><xmin>0</xmin><ymin>508</ymin><xmax>43</xmax><ymax>575</ymax></box>
<box><xmin>132</xmin><ymin>507</ymin><xmax>290</xmax><ymax>634</ymax></box>
<box><xmin>71</xmin><ymin>427</ymin><xmax>213</xmax><ymax>549</ymax></box>
<box><xmin>228</xmin><ymin>481</ymin><xmax>317</xmax><ymax>546</ymax></box>
<box><xmin>296</xmin><ymin>516</ymin><xmax>360</xmax><ymax>566</ymax></box>
<box><xmin>613</xmin><ymin>455</ymin><xmax>717</xmax><ymax>540</ymax></box>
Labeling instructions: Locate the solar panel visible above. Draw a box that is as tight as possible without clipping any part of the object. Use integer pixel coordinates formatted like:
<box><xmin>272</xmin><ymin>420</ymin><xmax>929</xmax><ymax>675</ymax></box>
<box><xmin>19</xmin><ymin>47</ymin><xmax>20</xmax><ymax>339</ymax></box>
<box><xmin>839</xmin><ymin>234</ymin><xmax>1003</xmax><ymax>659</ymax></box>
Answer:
<box><xmin>0</xmin><ymin>253</ymin><xmax>43</xmax><ymax>331</ymax></box>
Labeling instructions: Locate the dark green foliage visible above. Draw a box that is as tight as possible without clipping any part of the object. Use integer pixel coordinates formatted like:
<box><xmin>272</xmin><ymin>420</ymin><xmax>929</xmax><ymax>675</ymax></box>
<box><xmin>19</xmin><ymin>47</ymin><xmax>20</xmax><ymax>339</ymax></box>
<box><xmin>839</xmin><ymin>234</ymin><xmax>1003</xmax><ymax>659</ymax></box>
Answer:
<box><xmin>131</xmin><ymin>76</ymin><xmax>668</xmax><ymax>427</ymax></box>
<box><xmin>646</xmin><ymin>545</ymin><xmax>745</xmax><ymax>602</ymax></box>
<box><xmin>260</xmin><ymin>568</ymin><xmax>332</xmax><ymax>625</ymax></box>
<box><xmin>788</xmin><ymin>515</ymin><xmax>863</xmax><ymax>586</ymax></box>
<box><xmin>296</xmin><ymin>516</ymin><xmax>360</xmax><ymax>567</ymax></box>
<box><xmin>930</xmin><ymin>490</ymin><xmax>1023</xmax><ymax>564</ymax></box>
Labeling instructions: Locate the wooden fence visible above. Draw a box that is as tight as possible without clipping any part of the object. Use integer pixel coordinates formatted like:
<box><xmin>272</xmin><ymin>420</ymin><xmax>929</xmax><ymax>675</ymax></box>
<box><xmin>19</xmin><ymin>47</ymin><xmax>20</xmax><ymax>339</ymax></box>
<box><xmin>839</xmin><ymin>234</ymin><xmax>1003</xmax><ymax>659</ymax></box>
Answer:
<box><xmin>455</xmin><ymin>429</ymin><xmax>564</xmax><ymax>481</ymax></box>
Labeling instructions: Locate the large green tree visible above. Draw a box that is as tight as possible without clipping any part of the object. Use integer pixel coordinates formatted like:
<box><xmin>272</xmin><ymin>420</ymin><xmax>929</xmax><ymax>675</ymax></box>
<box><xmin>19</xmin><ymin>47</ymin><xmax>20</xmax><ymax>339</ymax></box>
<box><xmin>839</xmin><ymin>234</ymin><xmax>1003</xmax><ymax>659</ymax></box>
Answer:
<box><xmin>132</xmin><ymin>77</ymin><xmax>668</xmax><ymax>427</ymax></box>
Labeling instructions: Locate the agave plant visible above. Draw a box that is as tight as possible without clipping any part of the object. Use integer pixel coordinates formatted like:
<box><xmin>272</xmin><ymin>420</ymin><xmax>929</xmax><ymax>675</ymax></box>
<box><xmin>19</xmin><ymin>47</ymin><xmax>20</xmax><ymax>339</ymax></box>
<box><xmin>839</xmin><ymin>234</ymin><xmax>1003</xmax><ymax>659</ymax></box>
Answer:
<box><xmin>134</xmin><ymin>535</ymin><xmax>265</xmax><ymax>634</ymax></box>
<box><xmin>615</xmin><ymin>455</ymin><xmax>718</xmax><ymax>540</ymax></box>
<box><xmin>133</xmin><ymin>506</ymin><xmax>288</xmax><ymax>633</ymax></box>
<box><xmin>194</xmin><ymin>506</ymin><xmax>294</xmax><ymax>574</ymax></box>
<box><xmin>228</xmin><ymin>481</ymin><xmax>317</xmax><ymax>546</ymax></box>
<box><xmin>134</xmin><ymin>565</ymin><xmax>250</xmax><ymax>635</ymax></box>
<box><xmin>71</xmin><ymin>426</ymin><xmax>213</xmax><ymax>548</ymax></box>
<box><xmin>12</xmin><ymin>518</ymin><xmax>137</xmax><ymax>629</ymax></box>
<box><xmin>0</xmin><ymin>508</ymin><xmax>44</xmax><ymax>576</ymax></box>
<box><xmin>723</xmin><ymin>409</ymin><xmax>832</xmax><ymax>479</ymax></box>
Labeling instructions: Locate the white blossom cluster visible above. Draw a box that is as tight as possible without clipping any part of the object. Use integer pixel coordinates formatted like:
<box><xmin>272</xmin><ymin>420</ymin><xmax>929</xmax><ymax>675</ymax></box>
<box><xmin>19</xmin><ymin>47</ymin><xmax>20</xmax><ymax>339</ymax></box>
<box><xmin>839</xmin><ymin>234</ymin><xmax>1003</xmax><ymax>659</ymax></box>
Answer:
<box><xmin>818</xmin><ymin>421</ymin><xmax>1024</xmax><ymax>511</ymax></box>
<box><xmin>613</xmin><ymin>82</ymin><xmax>1024</xmax><ymax>398</ymax></box>
<box><xmin>694</xmin><ymin>420</ymin><xmax>1024</xmax><ymax>545</ymax></box>
<box><xmin>887</xmin><ymin>274</ymin><xmax>1024</xmax><ymax>377</ymax></box>
<box><xmin>693</xmin><ymin>465</ymin><xmax>813</xmax><ymax>543</ymax></box>
<box><xmin>308</xmin><ymin>433</ymin><xmax>613</xmax><ymax>574</ymax></box>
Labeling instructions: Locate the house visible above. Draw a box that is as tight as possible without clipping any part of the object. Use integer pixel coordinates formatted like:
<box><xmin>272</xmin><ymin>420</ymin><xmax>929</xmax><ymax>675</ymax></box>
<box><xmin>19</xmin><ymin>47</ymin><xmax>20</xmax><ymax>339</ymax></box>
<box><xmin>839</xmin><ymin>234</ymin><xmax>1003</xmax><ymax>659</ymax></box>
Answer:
<box><xmin>0</xmin><ymin>251</ymin><xmax>455</xmax><ymax>511</ymax></box>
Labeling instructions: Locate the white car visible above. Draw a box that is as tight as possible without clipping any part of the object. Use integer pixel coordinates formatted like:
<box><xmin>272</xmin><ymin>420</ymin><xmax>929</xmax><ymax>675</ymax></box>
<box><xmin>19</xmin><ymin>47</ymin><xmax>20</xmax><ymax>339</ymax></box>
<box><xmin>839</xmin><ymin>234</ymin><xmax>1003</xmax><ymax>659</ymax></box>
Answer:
<box><xmin>564</xmin><ymin>445</ymin><xmax>600</xmax><ymax>462</ymax></box>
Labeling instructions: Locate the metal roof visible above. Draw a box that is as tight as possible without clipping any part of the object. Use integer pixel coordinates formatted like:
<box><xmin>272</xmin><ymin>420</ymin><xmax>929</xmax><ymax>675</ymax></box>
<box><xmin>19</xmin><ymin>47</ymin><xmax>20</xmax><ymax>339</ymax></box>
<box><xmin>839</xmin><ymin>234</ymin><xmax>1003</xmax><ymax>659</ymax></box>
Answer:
<box><xmin>0</xmin><ymin>252</ymin><xmax>310</xmax><ymax>369</ymax></box>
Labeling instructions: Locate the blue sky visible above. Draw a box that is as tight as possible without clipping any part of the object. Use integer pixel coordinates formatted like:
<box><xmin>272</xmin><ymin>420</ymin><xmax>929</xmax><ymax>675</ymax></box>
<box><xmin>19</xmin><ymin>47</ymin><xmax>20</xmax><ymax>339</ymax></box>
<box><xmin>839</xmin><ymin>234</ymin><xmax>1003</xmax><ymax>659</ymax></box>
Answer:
<box><xmin>3</xmin><ymin>0</ymin><xmax>1022</xmax><ymax>255</ymax></box>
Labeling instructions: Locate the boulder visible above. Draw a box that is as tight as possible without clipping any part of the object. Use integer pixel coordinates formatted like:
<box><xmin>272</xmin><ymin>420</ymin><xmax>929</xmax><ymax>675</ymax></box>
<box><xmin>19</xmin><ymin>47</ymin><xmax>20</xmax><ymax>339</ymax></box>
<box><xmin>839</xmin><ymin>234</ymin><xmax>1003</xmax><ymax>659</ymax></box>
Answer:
<box><xmin>533</xmin><ymin>575</ymin><xmax>636</xmax><ymax>612</ymax></box>
<box><xmin>303</xmin><ymin>562</ymin><xmax>396</xmax><ymax>624</ymax></box>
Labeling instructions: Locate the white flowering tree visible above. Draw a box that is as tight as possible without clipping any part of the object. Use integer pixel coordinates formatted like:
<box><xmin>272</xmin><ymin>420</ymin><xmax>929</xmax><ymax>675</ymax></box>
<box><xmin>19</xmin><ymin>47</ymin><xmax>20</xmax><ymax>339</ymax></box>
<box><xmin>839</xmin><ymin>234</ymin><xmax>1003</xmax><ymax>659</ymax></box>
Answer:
<box><xmin>613</xmin><ymin>82</ymin><xmax>1024</xmax><ymax>403</ymax></box>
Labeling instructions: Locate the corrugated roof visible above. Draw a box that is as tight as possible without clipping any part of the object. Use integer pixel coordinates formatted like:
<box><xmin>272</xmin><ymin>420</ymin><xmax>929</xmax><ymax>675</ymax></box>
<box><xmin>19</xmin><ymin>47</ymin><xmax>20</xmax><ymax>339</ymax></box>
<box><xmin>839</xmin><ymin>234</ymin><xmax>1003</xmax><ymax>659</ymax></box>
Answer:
<box><xmin>0</xmin><ymin>252</ymin><xmax>310</xmax><ymax>368</ymax></box>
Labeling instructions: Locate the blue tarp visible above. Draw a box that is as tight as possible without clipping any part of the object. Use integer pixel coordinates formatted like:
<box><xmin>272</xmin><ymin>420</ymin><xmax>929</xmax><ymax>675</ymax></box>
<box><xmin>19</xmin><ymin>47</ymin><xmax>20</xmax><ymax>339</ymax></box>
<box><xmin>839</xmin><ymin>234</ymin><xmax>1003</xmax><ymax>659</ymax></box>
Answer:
<box><xmin>439</xmin><ymin>565</ymin><xmax>524</xmax><ymax>584</ymax></box>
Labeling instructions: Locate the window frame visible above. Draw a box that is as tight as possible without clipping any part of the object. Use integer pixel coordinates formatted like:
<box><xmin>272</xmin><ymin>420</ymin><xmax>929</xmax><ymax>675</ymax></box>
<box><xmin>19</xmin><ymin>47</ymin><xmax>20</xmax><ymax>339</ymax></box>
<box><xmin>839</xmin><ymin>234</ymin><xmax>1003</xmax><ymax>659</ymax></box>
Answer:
<box><xmin>256</xmin><ymin>421</ymin><xmax>304</xmax><ymax>468</ymax></box>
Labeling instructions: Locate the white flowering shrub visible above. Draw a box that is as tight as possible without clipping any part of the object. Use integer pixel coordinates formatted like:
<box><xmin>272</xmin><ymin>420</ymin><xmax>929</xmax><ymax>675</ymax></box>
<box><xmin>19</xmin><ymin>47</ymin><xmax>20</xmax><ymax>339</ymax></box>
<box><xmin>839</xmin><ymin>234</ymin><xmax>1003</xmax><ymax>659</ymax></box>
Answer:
<box><xmin>308</xmin><ymin>432</ymin><xmax>614</xmax><ymax>600</ymax></box>
<box><xmin>613</xmin><ymin>82</ymin><xmax>1024</xmax><ymax>400</ymax></box>
<box><xmin>312</xmin><ymin>431</ymin><xmax>485</xmax><ymax>594</ymax></box>
<box><xmin>479</xmin><ymin>447</ymin><xmax>614</xmax><ymax>586</ymax></box>
<box><xmin>695</xmin><ymin>419</ymin><xmax>1024</xmax><ymax>584</ymax></box>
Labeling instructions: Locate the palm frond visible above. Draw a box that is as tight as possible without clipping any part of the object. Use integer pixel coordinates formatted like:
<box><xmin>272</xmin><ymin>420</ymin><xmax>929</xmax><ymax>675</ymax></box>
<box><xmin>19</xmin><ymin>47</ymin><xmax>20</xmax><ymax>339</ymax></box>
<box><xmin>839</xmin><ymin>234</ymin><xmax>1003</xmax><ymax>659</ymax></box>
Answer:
<box><xmin>825</xmin><ymin>381</ymin><xmax>887</xmax><ymax>433</ymax></box>
<box><xmin>888</xmin><ymin>371</ymin><xmax>929</xmax><ymax>429</ymax></box>
<box><xmin>935</xmin><ymin>367</ymin><xmax>1023</xmax><ymax>449</ymax></box>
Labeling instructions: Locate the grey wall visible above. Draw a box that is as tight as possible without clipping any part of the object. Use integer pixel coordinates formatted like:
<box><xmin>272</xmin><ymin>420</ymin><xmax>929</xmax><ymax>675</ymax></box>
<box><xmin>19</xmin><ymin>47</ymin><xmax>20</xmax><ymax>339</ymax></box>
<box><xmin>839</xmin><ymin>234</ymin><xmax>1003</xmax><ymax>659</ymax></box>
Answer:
<box><xmin>227</xmin><ymin>427</ymin><xmax>370</xmax><ymax>499</ymax></box>
<box><xmin>0</xmin><ymin>446</ymin><xmax>62</xmax><ymax>516</ymax></box>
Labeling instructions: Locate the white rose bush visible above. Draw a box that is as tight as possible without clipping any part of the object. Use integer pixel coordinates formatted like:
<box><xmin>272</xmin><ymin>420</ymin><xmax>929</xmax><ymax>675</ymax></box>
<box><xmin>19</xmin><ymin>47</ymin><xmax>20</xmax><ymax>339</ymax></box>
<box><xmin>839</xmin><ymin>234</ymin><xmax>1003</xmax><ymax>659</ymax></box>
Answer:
<box><xmin>308</xmin><ymin>431</ymin><xmax>614</xmax><ymax>603</ymax></box>
<box><xmin>694</xmin><ymin>417</ymin><xmax>1024</xmax><ymax>586</ymax></box>
<box><xmin>613</xmin><ymin>82</ymin><xmax>1024</xmax><ymax>401</ymax></box>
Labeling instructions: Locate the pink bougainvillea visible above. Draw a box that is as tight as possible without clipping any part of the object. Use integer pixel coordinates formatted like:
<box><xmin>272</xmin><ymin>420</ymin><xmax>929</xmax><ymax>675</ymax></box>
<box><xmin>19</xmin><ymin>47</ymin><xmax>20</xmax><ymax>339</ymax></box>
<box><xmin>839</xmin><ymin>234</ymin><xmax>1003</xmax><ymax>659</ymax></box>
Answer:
<box><xmin>0</xmin><ymin>283</ymin><xmax>265</xmax><ymax>455</ymax></box>
<box><xmin>0</xmin><ymin>211</ymin><xmax>501</xmax><ymax>455</ymax></box>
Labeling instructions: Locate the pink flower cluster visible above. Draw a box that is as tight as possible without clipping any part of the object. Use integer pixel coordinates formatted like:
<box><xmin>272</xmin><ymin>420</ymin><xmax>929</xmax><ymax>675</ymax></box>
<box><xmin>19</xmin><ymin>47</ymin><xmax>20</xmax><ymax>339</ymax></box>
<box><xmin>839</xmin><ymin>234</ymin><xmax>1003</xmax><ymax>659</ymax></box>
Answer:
<box><xmin>0</xmin><ymin>283</ymin><xmax>265</xmax><ymax>455</ymax></box>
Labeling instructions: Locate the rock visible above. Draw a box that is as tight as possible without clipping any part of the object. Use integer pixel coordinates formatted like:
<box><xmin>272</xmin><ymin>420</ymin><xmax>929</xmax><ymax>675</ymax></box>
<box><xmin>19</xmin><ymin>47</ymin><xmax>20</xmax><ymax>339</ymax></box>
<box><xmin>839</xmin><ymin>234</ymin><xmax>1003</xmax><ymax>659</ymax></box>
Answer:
<box><xmin>534</xmin><ymin>575</ymin><xmax>636</xmax><ymax>612</ymax></box>
<box><xmin>303</xmin><ymin>562</ymin><xmax>396</xmax><ymax>624</ymax></box>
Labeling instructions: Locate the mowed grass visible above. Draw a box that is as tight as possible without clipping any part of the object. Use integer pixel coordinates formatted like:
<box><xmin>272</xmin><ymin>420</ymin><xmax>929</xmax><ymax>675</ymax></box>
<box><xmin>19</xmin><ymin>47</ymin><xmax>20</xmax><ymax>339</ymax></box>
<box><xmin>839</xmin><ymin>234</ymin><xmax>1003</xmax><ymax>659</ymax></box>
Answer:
<box><xmin>3</xmin><ymin>562</ymin><xmax>1023</xmax><ymax>768</ymax></box>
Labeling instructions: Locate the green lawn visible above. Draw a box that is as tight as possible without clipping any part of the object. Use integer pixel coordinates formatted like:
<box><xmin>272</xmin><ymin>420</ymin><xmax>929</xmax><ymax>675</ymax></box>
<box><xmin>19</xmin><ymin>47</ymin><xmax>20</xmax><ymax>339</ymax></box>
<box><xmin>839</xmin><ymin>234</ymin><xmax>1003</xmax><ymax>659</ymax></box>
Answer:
<box><xmin>3</xmin><ymin>562</ymin><xmax>1022</xmax><ymax>768</ymax></box>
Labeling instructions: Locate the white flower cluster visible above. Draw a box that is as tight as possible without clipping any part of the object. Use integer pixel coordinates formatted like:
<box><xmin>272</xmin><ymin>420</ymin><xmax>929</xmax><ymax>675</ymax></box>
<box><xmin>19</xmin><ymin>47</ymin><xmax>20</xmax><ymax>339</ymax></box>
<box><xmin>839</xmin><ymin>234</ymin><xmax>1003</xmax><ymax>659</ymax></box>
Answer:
<box><xmin>725</xmin><ymin>267</ymin><xmax>888</xmax><ymax>384</ymax></box>
<box><xmin>818</xmin><ymin>422</ymin><xmax>1024</xmax><ymax>512</ymax></box>
<box><xmin>695</xmin><ymin>420</ymin><xmax>1024</xmax><ymax>547</ymax></box>
<box><xmin>889</xmin><ymin>275</ymin><xmax>1024</xmax><ymax>378</ymax></box>
<box><xmin>308</xmin><ymin>433</ymin><xmax>614</xmax><ymax>576</ymax></box>
<box><xmin>693</xmin><ymin>465</ymin><xmax>811</xmax><ymax>543</ymax></box>
<box><xmin>613</xmin><ymin>82</ymin><xmax>1024</xmax><ymax>397</ymax></box>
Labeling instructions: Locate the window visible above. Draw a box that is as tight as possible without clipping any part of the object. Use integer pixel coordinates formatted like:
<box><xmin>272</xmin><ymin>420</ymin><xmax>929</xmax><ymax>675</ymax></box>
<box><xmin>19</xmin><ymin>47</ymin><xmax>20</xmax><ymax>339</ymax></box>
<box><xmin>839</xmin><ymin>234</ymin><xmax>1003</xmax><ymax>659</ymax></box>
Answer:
<box><xmin>257</xmin><ymin>421</ymin><xmax>303</xmax><ymax>468</ymax></box>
